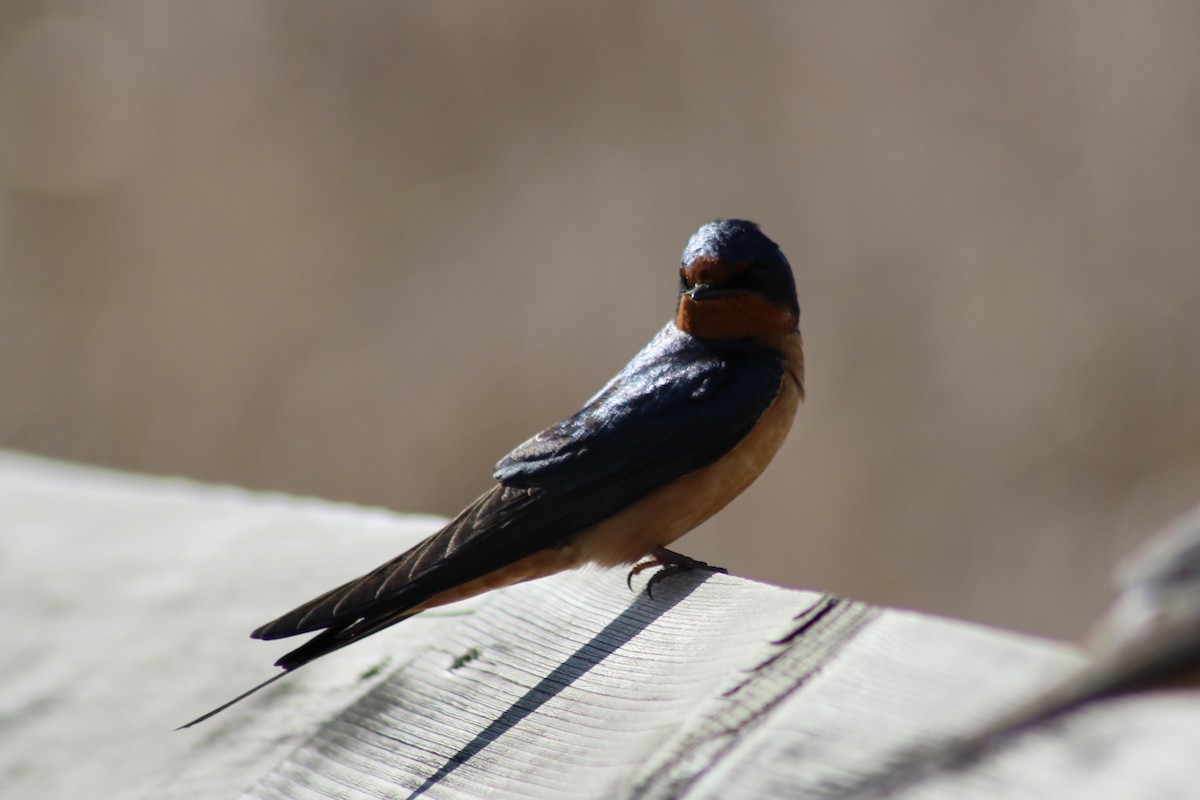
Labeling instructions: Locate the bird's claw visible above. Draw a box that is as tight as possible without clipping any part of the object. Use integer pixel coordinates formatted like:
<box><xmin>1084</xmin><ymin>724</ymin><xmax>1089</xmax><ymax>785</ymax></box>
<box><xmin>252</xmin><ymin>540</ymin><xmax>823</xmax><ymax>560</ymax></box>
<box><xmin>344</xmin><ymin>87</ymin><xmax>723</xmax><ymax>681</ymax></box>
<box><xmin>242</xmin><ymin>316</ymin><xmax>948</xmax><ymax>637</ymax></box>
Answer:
<box><xmin>626</xmin><ymin>547</ymin><xmax>727</xmax><ymax>598</ymax></box>
<box><xmin>627</xmin><ymin>557</ymin><xmax>661</xmax><ymax>590</ymax></box>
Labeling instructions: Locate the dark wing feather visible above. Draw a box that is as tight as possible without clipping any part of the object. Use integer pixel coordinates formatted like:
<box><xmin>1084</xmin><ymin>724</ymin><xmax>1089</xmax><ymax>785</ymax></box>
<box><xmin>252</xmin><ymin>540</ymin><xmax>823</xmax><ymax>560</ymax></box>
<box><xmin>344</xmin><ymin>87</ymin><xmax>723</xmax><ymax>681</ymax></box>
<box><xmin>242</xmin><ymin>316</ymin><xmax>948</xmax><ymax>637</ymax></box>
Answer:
<box><xmin>253</xmin><ymin>324</ymin><xmax>783</xmax><ymax>669</ymax></box>
<box><xmin>252</xmin><ymin>484</ymin><xmax>537</xmax><ymax>641</ymax></box>
<box><xmin>494</xmin><ymin>324</ymin><xmax>783</xmax><ymax>494</ymax></box>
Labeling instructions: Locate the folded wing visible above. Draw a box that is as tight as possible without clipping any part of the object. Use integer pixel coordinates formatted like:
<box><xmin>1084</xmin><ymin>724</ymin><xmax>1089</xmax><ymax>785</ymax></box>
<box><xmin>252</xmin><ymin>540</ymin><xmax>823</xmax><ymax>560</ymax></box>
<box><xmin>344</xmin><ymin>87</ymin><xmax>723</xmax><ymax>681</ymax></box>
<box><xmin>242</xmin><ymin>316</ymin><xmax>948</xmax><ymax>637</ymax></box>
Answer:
<box><xmin>253</xmin><ymin>325</ymin><xmax>783</xmax><ymax>669</ymax></box>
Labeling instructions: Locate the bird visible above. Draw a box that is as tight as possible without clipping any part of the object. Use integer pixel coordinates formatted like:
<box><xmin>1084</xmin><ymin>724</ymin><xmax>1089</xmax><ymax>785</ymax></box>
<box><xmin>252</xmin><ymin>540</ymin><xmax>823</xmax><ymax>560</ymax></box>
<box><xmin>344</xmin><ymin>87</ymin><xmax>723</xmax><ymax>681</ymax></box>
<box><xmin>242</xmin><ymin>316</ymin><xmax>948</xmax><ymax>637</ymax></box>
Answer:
<box><xmin>179</xmin><ymin>219</ymin><xmax>804</xmax><ymax>729</ymax></box>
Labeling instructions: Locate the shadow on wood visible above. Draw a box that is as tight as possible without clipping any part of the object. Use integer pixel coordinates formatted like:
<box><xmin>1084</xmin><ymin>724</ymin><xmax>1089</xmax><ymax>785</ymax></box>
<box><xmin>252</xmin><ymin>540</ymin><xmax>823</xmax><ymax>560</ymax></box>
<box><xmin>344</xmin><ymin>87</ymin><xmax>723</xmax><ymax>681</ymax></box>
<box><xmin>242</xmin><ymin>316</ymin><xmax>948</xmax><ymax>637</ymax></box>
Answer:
<box><xmin>2</xmin><ymin>450</ymin><xmax>1198</xmax><ymax>800</ymax></box>
<box><xmin>405</xmin><ymin>571</ymin><xmax>711</xmax><ymax>798</ymax></box>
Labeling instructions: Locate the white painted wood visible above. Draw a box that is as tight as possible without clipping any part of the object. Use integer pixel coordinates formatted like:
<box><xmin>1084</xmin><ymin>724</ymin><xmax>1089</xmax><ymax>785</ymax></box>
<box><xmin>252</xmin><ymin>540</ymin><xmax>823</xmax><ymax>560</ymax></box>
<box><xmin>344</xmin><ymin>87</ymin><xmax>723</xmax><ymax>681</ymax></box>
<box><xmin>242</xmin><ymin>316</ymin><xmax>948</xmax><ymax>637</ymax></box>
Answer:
<box><xmin>1</xmin><ymin>450</ymin><xmax>1196</xmax><ymax>800</ymax></box>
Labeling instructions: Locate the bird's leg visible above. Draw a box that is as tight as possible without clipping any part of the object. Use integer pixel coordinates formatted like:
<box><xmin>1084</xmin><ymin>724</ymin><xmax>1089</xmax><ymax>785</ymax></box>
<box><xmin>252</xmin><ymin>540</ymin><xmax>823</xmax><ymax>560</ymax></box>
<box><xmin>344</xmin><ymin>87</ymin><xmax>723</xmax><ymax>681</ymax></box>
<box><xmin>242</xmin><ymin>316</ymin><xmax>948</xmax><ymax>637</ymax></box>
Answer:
<box><xmin>626</xmin><ymin>546</ymin><xmax>728</xmax><ymax>597</ymax></box>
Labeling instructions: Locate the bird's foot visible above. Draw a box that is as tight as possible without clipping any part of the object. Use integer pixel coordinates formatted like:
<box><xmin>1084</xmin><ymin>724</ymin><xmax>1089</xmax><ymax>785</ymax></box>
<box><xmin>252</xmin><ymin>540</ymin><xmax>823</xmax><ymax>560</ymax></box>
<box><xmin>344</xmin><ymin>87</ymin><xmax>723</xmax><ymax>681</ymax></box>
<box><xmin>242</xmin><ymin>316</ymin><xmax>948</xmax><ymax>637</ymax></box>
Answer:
<box><xmin>626</xmin><ymin>546</ymin><xmax>728</xmax><ymax>598</ymax></box>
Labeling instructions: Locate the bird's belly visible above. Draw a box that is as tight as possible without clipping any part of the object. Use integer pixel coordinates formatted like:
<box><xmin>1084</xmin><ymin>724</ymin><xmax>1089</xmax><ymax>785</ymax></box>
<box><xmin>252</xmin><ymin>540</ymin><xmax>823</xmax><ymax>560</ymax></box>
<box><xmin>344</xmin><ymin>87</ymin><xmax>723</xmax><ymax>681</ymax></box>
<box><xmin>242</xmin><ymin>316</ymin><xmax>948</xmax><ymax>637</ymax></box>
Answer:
<box><xmin>406</xmin><ymin>546</ymin><xmax>579</xmax><ymax>614</ymax></box>
<box><xmin>572</xmin><ymin>365</ymin><xmax>802</xmax><ymax>567</ymax></box>
<box><xmin>410</xmin><ymin>332</ymin><xmax>803</xmax><ymax>611</ymax></box>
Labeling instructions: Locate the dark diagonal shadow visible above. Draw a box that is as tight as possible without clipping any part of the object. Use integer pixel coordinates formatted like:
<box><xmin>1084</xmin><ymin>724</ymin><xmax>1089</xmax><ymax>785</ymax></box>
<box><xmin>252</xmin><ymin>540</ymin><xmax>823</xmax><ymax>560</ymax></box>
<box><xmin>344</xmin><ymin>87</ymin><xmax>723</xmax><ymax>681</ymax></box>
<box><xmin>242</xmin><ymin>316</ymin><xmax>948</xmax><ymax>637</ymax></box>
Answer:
<box><xmin>404</xmin><ymin>571</ymin><xmax>715</xmax><ymax>798</ymax></box>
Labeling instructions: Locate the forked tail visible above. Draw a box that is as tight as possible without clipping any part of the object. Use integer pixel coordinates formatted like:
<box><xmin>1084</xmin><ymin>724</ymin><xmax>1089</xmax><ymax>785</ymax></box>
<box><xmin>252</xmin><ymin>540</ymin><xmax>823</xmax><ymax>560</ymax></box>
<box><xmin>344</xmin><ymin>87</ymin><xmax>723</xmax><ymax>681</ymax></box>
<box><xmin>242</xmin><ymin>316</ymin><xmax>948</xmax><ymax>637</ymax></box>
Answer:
<box><xmin>175</xmin><ymin>670</ymin><xmax>293</xmax><ymax>730</ymax></box>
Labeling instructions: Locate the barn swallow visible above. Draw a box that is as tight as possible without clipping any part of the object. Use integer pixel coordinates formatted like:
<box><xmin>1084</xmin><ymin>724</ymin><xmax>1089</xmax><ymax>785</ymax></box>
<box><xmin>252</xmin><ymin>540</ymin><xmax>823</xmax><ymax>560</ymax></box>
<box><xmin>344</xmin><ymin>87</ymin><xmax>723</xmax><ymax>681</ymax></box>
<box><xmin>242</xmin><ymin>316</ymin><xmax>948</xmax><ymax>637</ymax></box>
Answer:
<box><xmin>179</xmin><ymin>219</ymin><xmax>803</xmax><ymax>728</ymax></box>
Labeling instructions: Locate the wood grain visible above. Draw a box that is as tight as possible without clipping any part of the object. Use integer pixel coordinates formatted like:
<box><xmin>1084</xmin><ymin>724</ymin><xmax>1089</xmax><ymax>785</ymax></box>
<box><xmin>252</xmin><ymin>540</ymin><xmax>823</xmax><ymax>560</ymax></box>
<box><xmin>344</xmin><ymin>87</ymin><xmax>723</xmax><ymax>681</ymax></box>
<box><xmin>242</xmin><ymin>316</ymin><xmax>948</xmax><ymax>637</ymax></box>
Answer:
<box><xmin>1</xmin><ymin>449</ymin><xmax>1197</xmax><ymax>800</ymax></box>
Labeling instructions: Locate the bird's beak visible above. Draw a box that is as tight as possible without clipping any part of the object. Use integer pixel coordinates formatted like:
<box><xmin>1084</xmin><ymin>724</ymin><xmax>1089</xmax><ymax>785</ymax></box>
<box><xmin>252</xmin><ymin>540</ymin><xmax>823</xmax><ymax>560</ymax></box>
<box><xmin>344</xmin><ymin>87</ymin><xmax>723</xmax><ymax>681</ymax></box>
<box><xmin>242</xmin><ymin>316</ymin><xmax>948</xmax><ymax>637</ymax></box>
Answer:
<box><xmin>686</xmin><ymin>284</ymin><xmax>737</xmax><ymax>301</ymax></box>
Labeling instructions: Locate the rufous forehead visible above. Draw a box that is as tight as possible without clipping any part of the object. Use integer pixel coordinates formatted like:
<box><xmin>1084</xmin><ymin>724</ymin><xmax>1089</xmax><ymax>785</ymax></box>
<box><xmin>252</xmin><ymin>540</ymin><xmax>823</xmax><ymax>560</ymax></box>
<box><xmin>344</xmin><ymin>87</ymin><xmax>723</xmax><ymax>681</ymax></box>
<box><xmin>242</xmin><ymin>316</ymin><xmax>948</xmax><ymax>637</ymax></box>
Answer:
<box><xmin>681</xmin><ymin>256</ymin><xmax>747</xmax><ymax>285</ymax></box>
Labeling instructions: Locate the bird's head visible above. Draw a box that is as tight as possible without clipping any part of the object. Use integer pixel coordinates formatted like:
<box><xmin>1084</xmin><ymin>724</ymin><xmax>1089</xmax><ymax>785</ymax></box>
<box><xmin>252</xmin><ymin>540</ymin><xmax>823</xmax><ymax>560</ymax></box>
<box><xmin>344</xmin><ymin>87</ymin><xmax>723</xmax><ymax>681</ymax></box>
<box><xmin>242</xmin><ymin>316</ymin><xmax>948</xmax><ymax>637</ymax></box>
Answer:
<box><xmin>675</xmin><ymin>220</ymin><xmax>799</xmax><ymax>340</ymax></box>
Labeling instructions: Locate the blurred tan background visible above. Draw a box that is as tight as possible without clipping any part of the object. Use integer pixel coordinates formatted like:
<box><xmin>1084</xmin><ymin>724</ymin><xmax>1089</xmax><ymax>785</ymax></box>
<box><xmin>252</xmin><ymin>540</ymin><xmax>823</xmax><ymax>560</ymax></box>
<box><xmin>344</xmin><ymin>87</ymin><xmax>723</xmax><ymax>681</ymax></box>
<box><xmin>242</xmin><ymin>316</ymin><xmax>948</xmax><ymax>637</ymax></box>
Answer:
<box><xmin>1</xmin><ymin>2</ymin><xmax>1198</xmax><ymax>640</ymax></box>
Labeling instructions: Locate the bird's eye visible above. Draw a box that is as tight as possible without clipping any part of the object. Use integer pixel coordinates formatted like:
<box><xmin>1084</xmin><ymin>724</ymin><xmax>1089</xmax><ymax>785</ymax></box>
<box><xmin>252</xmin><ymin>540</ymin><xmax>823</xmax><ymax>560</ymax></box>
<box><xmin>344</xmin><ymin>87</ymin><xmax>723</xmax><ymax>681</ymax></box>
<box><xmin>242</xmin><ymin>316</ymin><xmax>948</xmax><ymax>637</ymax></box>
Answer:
<box><xmin>731</xmin><ymin>263</ymin><xmax>769</xmax><ymax>289</ymax></box>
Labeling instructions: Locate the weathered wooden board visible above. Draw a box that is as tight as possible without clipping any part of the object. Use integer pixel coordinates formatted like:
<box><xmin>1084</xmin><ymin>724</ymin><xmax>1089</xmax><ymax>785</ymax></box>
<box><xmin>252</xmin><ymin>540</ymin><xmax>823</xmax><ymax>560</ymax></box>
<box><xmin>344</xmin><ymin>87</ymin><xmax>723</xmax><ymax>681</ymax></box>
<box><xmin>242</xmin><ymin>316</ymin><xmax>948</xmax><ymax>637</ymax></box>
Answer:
<box><xmin>0</xmin><ymin>451</ymin><xmax>460</xmax><ymax>800</ymax></box>
<box><xmin>1</xmin><ymin>450</ymin><xmax>1196</xmax><ymax>800</ymax></box>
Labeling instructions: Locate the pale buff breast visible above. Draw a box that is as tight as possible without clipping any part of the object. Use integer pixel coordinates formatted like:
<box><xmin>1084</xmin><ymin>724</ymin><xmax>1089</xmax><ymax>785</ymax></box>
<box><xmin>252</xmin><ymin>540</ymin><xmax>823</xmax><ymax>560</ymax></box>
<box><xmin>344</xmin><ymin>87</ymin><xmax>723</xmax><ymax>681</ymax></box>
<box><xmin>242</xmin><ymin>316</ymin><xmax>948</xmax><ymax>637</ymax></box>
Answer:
<box><xmin>409</xmin><ymin>330</ymin><xmax>804</xmax><ymax>611</ymax></box>
<box><xmin>572</xmin><ymin>330</ymin><xmax>803</xmax><ymax>567</ymax></box>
